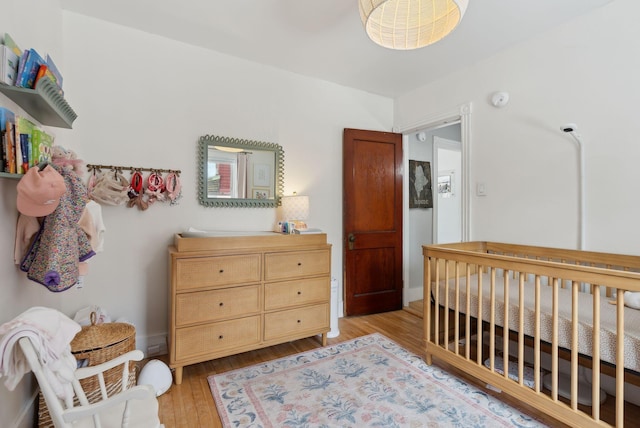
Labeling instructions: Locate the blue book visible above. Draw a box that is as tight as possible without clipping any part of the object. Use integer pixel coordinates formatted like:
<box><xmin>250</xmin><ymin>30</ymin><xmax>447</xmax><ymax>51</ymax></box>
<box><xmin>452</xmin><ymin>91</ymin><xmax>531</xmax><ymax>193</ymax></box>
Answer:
<box><xmin>0</xmin><ymin>107</ymin><xmax>14</xmax><ymax>132</ymax></box>
<box><xmin>14</xmin><ymin>49</ymin><xmax>29</xmax><ymax>87</ymax></box>
<box><xmin>19</xmin><ymin>133</ymin><xmax>29</xmax><ymax>173</ymax></box>
<box><xmin>18</xmin><ymin>49</ymin><xmax>45</xmax><ymax>88</ymax></box>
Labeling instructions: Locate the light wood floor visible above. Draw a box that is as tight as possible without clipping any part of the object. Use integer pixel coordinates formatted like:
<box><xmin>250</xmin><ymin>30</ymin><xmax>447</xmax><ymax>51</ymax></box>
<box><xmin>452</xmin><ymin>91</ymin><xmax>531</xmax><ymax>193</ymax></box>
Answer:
<box><xmin>155</xmin><ymin>309</ymin><xmax>580</xmax><ymax>428</ymax></box>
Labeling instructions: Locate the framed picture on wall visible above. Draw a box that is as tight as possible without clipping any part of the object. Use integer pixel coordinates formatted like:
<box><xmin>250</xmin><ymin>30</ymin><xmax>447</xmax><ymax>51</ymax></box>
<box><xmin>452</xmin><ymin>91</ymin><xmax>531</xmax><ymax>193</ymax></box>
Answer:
<box><xmin>438</xmin><ymin>172</ymin><xmax>453</xmax><ymax>198</ymax></box>
<box><xmin>409</xmin><ymin>160</ymin><xmax>433</xmax><ymax>208</ymax></box>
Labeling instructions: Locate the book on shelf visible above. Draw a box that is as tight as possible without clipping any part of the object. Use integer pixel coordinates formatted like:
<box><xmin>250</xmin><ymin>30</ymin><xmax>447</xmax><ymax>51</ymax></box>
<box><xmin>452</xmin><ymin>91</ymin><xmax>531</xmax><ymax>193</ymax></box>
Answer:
<box><xmin>34</xmin><ymin>64</ymin><xmax>48</xmax><ymax>85</ymax></box>
<box><xmin>17</xmin><ymin>48</ymin><xmax>45</xmax><ymax>89</ymax></box>
<box><xmin>31</xmin><ymin>128</ymin><xmax>53</xmax><ymax>165</ymax></box>
<box><xmin>19</xmin><ymin>133</ymin><xmax>29</xmax><ymax>173</ymax></box>
<box><xmin>0</xmin><ymin>130</ymin><xmax>4</xmax><ymax>172</ymax></box>
<box><xmin>0</xmin><ymin>45</ymin><xmax>19</xmax><ymax>85</ymax></box>
<box><xmin>0</xmin><ymin>107</ymin><xmax>15</xmax><ymax>173</ymax></box>
<box><xmin>14</xmin><ymin>116</ymin><xmax>35</xmax><ymax>174</ymax></box>
<box><xmin>4</xmin><ymin>122</ymin><xmax>16</xmax><ymax>174</ymax></box>
<box><xmin>0</xmin><ymin>108</ymin><xmax>14</xmax><ymax>132</ymax></box>
<box><xmin>3</xmin><ymin>33</ymin><xmax>22</xmax><ymax>56</ymax></box>
<box><xmin>14</xmin><ymin>49</ymin><xmax>29</xmax><ymax>88</ymax></box>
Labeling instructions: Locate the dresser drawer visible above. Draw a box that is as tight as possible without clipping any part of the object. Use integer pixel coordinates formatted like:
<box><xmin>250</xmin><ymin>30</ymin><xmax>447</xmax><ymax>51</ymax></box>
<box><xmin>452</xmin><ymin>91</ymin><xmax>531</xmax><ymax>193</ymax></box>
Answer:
<box><xmin>175</xmin><ymin>285</ymin><xmax>260</xmax><ymax>326</ymax></box>
<box><xmin>174</xmin><ymin>254</ymin><xmax>260</xmax><ymax>291</ymax></box>
<box><xmin>174</xmin><ymin>316</ymin><xmax>261</xmax><ymax>361</ymax></box>
<box><xmin>264</xmin><ymin>277</ymin><xmax>329</xmax><ymax>311</ymax></box>
<box><xmin>264</xmin><ymin>249</ymin><xmax>330</xmax><ymax>281</ymax></box>
<box><xmin>264</xmin><ymin>303</ymin><xmax>329</xmax><ymax>341</ymax></box>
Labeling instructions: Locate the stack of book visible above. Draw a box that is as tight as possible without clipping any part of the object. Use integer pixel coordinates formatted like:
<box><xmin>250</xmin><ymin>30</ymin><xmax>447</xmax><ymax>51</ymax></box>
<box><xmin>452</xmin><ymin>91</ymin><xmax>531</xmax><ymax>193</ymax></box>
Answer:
<box><xmin>0</xmin><ymin>33</ymin><xmax>63</xmax><ymax>92</ymax></box>
<box><xmin>1</xmin><ymin>106</ymin><xmax>54</xmax><ymax>174</ymax></box>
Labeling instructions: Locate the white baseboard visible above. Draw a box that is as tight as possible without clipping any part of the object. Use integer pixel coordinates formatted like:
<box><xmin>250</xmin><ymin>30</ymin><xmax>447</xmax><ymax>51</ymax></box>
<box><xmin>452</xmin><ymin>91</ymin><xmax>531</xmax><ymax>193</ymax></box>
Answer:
<box><xmin>137</xmin><ymin>333</ymin><xmax>168</xmax><ymax>358</ymax></box>
<box><xmin>404</xmin><ymin>286</ymin><xmax>424</xmax><ymax>306</ymax></box>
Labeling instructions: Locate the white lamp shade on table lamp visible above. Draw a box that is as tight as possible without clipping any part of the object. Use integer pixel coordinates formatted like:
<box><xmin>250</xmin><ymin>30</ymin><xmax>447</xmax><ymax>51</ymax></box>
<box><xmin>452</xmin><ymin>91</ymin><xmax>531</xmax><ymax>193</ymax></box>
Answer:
<box><xmin>282</xmin><ymin>194</ymin><xmax>309</xmax><ymax>222</ymax></box>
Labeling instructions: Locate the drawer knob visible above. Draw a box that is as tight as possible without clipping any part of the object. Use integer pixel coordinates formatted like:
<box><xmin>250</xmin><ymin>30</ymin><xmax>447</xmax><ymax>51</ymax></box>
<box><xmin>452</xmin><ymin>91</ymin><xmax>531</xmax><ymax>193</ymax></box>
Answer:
<box><xmin>219</xmin><ymin>269</ymin><xmax>224</xmax><ymax>273</ymax></box>
<box><xmin>219</xmin><ymin>302</ymin><xmax>224</xmax><ymax>307</ymax></box>
<box><xmin>297</xmin><ymin>262</ymin><xmax>302</xmax><ymax>266</ymax></box>
<box><xmin>297</xmin><ymin>319</ymin><xmax>301</xmax><ymax>323</ymax></box>
<box><xmin>297</xmin><ymin>291</ymin><xmax>302</xmax><ymax>295</ymax></box>
<box><xmin>218</xmin><ymin>335</ymin><xmax>224</xmax><ymax>339</ymax></box>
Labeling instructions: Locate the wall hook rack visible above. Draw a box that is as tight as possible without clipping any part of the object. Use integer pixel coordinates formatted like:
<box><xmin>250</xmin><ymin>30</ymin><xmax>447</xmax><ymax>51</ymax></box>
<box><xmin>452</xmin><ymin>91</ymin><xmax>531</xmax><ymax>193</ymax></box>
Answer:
<box><xmin>87</xmin><ymin>164</ymin><xmax>181</xmax><ymax>176</ymax></box>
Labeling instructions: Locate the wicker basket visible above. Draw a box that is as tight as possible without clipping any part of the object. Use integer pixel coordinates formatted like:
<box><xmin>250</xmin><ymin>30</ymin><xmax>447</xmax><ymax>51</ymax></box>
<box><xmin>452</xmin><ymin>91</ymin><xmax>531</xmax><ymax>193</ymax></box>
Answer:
<box><xmin>38</xmin><ymin>316</ymin><xmax>136</xmax><ymax>427</ymax></box>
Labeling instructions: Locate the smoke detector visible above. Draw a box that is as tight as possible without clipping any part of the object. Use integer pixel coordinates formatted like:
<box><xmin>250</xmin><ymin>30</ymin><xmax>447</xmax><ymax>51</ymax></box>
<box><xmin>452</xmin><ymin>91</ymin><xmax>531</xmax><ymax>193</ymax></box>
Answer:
<box><xmin>491</xmin><ymin>92</ymin><xmax>509</xmax><ymax>108</ymax></box>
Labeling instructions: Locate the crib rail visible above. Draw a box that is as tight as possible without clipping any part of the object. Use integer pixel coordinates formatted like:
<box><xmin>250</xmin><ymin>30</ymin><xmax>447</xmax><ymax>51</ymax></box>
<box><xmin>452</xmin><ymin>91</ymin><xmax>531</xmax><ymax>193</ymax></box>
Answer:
<box><xmin>423</xmin><ymin>242</ymin><xmax>640</xmax><ymax>428</ymax></box>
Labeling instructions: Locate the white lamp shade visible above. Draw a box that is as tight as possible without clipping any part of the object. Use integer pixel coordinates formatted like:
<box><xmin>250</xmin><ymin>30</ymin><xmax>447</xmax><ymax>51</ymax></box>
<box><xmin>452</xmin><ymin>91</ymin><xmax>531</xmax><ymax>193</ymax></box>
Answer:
<box><xmin>281</xmin><ymin>195</ymin><xmax>309</xmax><ymax>221</ymax></box>
<box><xmin>358</xmin><ymin>0</ymin><xmax>468</xmax><ymax>50</ymax></box>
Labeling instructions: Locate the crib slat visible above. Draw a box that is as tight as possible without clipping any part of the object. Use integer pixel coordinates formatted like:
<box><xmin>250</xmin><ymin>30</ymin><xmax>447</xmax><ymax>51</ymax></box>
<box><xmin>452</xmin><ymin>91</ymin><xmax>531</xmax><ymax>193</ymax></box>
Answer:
<box><xmin>552</xmin><ymin>277</ymin><xmax>559</xmax><ymax>401</ymax></box>
<box><xmin>518</xmin><ymin>273</ymin><xmax>525</xmax><ymax>387</ymax></box>
<box><xmin>434</xmin><ymin>261</ymin><xmax>441</xmax><ymax>347</ymax></box>
<box><xmin>534</xmin><ymin>275</ymin><xmax>541</xmax><ymax>393</ymax></box>
<box><xmin>616</xmin><ymin>291</ymin><xmax>624</xmax><ymax>427</ymax></box>
<box><xmin>454</xmin><ymin>262</ymin><xmax>460</xmax><ymax>355</ymax></box>
<box><xmin>424</xmin><ymin>255</ymin><xmax>433</xmax><ymax>365</ymax></box>
<box><xmin>444</xmin><ymin>260</ymin><xmax>450</xmax><ymax>348</ymax></box>
<box><xmin>592</xmin><ymin>285</ymin><xmax>601</xmax><ymax>421</ymax></box>
<box><xmin>465</xmin><ymin>264</ymin><xmax>471</xmax><ymax>360</ymax></box>
<box><xmin>489</xmin><ymin>267</ymin><xmax>496</xmax><ymax>372</ymax></box>
<box><xmin>571</xmin><ymin>281</ymin><xmax>579</xmax><ymax>411</ymax></box>
<box><xmin>476</xmin><ymin>267</ymin><xmax>483</xmax><ymax>366</ymax></box>
<box><xmin>503</xmin><ymin>270</ymin><xmax>509</xmax><ymax>382</ymax></box>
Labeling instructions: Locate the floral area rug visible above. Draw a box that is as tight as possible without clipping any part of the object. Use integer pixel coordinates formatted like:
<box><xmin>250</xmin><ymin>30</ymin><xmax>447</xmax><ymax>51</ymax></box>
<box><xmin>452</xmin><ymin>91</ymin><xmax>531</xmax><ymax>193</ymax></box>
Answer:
<box><xmin>208</xmin><ymin>333</ymin><xmax>547</xmax><ymax>427</ymax></box>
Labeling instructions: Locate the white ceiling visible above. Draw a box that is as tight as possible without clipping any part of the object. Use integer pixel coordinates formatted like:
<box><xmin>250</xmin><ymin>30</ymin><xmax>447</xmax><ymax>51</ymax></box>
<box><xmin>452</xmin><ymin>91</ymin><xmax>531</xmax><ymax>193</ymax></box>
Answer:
<box><xmin>60</xmin><ymin>0</ymin><xmax>613</xmax><ymax>98</ymax></box>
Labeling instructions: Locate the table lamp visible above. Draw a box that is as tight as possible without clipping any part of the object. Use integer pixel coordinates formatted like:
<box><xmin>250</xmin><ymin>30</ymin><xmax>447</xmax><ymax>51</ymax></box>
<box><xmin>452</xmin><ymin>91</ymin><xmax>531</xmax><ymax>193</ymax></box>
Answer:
<box><xmin>281</xmin><ymin>193</ymin><xmax>309</xmax><ymax>232</ymax></box>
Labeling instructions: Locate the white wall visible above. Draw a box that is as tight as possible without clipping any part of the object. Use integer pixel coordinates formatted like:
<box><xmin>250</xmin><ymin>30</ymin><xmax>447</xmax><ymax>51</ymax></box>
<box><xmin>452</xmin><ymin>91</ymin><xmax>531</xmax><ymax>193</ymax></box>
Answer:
<box><xmin>396</xmin><ymin>0</ymin><xmax>640</xmax><ymax>255</ymax></box>
<box><xmin>0</xmin><ymin>6</ymin><xmax>393</xmax><ymax>426</ymax></box>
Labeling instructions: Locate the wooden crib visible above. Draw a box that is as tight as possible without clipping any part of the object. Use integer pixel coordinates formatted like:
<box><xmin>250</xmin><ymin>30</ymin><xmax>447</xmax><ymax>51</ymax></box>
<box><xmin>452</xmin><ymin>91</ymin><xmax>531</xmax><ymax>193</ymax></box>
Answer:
<box><xmin>423</xmin><ymin>242</ymin><xmax>640</xmax><ymax>428</ymax></box>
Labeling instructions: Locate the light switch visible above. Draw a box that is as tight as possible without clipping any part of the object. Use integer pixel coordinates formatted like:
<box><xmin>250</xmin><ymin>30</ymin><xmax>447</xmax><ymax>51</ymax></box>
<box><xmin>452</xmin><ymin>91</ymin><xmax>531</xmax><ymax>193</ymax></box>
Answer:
<box><xmin>477</xmin><ymin>182</ymin><xmax>487</xmax><ymax>196</ymax></box>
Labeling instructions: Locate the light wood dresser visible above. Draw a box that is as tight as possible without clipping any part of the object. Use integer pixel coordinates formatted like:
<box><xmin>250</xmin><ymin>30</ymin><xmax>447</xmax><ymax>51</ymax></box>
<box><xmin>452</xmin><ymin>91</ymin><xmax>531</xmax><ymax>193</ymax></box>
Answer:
<box><xmin>168</xmin><ymin>233</ymin><xmax>331</xmax><ymax>384</ymax></box>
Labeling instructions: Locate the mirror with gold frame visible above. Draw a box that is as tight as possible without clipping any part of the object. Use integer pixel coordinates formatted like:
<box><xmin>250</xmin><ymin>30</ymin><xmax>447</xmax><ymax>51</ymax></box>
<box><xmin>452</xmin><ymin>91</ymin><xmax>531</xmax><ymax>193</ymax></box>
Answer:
<box><xmin>198</xmin><ymin>135</ymin><xmax>284</xmax><ymax>207</ymax></box>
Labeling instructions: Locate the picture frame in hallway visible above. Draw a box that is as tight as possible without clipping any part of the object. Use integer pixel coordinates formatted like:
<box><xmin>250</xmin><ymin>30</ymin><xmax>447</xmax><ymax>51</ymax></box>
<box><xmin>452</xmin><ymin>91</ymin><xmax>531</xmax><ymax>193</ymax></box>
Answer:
<box><xmin>438</xmin><ymin>173</ymin><xmax>453</xmax><ymax>198</ymax></box>
<box><xmin>409</xmin><ymin>160</ymin><xmax>433</xmax><ymax>209</ymax></box>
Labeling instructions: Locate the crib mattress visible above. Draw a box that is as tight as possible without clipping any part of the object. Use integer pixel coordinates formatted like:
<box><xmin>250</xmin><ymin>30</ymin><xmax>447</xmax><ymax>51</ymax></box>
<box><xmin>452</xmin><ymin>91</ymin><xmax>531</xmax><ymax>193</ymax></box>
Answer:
<box><xmin>434</xmin><ymin>272</ymin><xmax>640</xmax><ymax>372</ymax></box>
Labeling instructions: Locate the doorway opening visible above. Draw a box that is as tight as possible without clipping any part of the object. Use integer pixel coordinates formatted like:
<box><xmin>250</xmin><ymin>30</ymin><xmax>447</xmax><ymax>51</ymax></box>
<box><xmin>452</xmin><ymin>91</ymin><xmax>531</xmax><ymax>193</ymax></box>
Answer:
<box><xmin>433</xmin><ymin>136</ymin><xmax>462</xmax><ymax>244</ymax></box>
<box><xmin>398</xmin><ymin>103</ymin><xmax>471</xmax><ymax>313</ymax></box>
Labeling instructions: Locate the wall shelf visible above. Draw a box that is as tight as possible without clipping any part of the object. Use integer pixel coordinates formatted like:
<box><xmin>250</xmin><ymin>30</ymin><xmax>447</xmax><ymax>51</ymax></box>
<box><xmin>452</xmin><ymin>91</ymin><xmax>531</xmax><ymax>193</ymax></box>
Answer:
<box><xmin>0</xmin><ymin>78</ymin><xmax>77</xmax><ymax>128</ymax></box>
<box><xmin>0</xmin><ymin>171</ymin><xmax>22</xmax><ymax>180</ymax></box>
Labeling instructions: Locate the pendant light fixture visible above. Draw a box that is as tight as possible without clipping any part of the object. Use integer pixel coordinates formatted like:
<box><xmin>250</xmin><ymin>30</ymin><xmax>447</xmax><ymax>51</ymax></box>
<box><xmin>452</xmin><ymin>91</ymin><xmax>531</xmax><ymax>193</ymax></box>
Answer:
<box><xmin>358</xmin><ymin>0</ymin><xmax>468</xmax><ymax>50</ymax></box>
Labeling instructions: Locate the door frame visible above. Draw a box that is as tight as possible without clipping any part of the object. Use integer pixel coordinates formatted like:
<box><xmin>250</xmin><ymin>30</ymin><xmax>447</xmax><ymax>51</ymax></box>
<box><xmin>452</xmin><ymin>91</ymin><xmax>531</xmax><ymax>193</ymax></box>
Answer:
<box><xmin>396</xmin><ymin>103</ymin><xmax>472</xmax><ymax>306</ymax></box>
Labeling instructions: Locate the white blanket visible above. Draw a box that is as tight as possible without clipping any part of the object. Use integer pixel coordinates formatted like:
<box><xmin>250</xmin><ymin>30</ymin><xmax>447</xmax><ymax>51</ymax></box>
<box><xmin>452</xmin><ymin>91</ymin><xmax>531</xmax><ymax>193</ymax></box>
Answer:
<box><xmin>0</xmin><ymin>307</ymin><xmax>81</xmax><ymax>404</ymax></box>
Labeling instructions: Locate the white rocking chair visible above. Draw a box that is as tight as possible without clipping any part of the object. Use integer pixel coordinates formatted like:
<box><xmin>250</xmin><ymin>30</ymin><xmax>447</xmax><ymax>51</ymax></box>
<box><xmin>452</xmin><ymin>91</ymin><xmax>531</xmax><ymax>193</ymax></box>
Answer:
<box><xmin>19</xmin><ymin>336</ymin><xmax>163</xmax><ymax>428</ymax></box>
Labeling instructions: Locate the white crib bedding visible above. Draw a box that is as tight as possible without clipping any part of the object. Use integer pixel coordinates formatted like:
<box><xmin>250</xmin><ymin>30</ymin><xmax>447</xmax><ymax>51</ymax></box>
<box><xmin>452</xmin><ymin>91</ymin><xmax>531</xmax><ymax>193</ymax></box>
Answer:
<box><xmin>434</xmin><ymin>272</ymin><xmax>640</xmax><ymax>372</ymax></box>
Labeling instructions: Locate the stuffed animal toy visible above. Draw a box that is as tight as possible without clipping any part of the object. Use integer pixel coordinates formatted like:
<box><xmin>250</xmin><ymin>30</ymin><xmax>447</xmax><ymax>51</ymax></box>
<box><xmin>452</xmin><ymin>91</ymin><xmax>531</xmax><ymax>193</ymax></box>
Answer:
<box><xmin>52</xmin><ymin>146</ymin><xmax>86</xmax><ymax>178</ymax></box>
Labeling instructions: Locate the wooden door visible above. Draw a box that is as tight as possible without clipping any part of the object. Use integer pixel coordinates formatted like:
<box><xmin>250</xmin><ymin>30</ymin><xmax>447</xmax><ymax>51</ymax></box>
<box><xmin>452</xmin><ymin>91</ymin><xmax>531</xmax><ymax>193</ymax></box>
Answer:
<box><xmin>343</xmin><ymin>128</ymin><xmax>403</xmax><ymax>316</ymax></box>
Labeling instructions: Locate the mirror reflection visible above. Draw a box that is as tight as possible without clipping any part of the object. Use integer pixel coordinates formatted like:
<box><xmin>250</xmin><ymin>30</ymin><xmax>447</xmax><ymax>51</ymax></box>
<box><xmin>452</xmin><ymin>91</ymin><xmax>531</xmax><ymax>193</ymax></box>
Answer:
<box><xmin>198</xmin><ymin>135</ymin><xmax>284</xmax><ymax>207</ymax></box>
